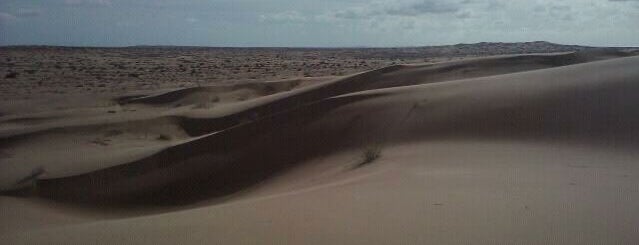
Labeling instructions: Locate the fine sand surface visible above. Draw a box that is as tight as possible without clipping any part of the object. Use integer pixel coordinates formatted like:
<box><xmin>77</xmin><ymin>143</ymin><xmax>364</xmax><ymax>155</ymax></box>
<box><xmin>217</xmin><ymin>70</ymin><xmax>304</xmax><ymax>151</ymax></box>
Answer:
<box><xmin>2</xmin><ymin>49</ymin><xmax>639</xmax><ymax>244</ymax></box>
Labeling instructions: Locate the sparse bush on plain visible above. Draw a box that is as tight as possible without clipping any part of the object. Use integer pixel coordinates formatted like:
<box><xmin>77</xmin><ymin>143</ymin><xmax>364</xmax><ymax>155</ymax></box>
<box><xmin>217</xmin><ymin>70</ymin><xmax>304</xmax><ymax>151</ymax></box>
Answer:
<box><xmin>356</xmin><ymin>145</ymin><xmax>382</xmax><ymax>168</ymax></box>
<box><xmin>5</xmin><ymin>72</ymin><xmax>18</xmax><ymax>79</ymax></box>
<box><xmin>157</xmin><ymin>134</ymin><xmax>172</xmax><ymax>141</ymax></box>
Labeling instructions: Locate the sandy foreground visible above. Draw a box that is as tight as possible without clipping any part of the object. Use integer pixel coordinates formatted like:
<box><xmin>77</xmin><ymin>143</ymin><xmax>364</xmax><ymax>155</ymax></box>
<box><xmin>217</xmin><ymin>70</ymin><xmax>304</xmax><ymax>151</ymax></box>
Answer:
<box><xmin>2</xmin><ymin>49</ymin><xmax>639</xmax><ymax>244</ymax></box>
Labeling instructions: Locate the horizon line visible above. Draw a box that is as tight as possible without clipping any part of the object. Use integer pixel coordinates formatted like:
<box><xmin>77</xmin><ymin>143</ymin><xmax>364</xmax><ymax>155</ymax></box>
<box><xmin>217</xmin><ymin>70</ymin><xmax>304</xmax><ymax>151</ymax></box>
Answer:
<box><xmin>1</xmin><ymin>41</ymin><xmax>624</xmax><ymax>49</ymax></box>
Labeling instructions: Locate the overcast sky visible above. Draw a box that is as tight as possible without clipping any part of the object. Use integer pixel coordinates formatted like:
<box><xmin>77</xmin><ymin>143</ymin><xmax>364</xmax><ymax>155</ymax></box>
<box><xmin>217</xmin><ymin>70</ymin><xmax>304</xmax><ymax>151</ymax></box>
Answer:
<box><xmin>1</xmin><ymin>0</ymin><xmax>638</xmax><ymax>47</ymax></box>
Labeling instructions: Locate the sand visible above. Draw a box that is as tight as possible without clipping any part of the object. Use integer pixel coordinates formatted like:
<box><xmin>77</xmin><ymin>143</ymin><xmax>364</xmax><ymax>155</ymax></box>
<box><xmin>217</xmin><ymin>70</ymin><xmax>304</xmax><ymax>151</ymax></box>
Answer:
<box><xmin>1</xmin><ymin>48</ymin><xmax>639</xmax><ymax>244</ymax></box>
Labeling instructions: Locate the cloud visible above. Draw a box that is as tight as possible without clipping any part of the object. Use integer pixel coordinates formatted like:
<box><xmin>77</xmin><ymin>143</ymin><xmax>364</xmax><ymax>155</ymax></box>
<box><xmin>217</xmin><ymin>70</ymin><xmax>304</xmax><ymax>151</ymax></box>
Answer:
<box><xmin>456</xmin><ymin>11</ymin><xmax>472</xmax><ymax>19</ymax></box>
<box><xmin>63</xmin><ymin>0</ymin><xmax>112</xmax><ymax>6</ymax></box>
<box><xmin>608</xmin><ymin>0</ymin><xmax>639</xmax><ymax>6</ymax></box>
<box><xmin>385</xmin><ymin>0</ymin><xmax>461</xmax><ymax>16</ymax></box>
<box><xmin>0</xmin><ymin>12</ymin><xmax>17</xmax><ymax>23</ymax></box>
<box><xmin>608</xmin><ymin>0</ymin><xmax>639</xmax><ymax>7</ymax></box>
<box><xmin>260</xmin><ymin>11</ymin><xmax>308</xmax><ymax>23</ymax></box>
<box><xmin>0</xmin><ymin>9</ymin><xmax>41</xmax><ymax>24</ymax></box>
<box><xmin>329</xmin><ymin>0</ymin><xmax>466</xmax><ymax>20</ymax></box>
<box><xmin>16</xmin><ymin>9</ymin><xmax>43</xmax><ymax>18</ymax></box>
<box><xmin>331</xmin><ymin>8</ymin><xmax>370</xmax><ymax>19</ymax></box>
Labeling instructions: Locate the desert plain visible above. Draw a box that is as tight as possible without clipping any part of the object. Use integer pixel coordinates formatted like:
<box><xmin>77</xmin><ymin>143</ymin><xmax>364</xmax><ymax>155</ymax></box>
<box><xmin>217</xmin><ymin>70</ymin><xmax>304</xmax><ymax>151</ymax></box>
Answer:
<box><xmin>1</xmin><ymin>42</ymin><xmax>639</xmax><ymax>244</ymax></box>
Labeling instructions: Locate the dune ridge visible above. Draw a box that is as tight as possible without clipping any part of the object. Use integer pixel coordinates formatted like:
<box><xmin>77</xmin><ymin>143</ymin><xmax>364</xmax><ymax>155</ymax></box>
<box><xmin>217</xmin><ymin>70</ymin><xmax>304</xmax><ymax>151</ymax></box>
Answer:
<box><xmin>1</xmin><ymin>49</ymin><xmax>636</xmax><ymax>201</ymax></box>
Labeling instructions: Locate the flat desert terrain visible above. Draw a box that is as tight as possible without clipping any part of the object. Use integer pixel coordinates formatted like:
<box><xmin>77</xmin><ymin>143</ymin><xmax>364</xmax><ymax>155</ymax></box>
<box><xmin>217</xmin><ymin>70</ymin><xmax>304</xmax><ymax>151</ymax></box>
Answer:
<box><xmin>2</xmin><ymin>42</ymin><xmax>639</xmax><ymax>244</ymax></box>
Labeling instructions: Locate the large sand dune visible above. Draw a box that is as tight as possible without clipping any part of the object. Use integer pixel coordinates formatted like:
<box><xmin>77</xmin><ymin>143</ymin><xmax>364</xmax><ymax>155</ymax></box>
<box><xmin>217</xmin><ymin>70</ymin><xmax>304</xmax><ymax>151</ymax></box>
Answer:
<box><xmin>2</xmin><ymin>50</ymin><xmax>639</xmax><ymax>244</ymax></box>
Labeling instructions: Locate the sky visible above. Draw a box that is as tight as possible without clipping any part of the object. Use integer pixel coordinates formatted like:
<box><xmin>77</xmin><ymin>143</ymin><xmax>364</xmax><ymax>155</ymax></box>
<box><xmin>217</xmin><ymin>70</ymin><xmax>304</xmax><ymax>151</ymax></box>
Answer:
<box><xmin>0</xmin><ymin>0</ymin><xmax>638</xmax><ymax>47</ymax></box>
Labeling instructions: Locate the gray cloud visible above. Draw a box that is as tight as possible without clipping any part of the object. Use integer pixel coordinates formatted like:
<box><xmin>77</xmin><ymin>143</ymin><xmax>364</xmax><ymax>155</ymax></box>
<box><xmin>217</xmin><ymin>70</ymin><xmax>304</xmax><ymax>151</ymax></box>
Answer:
<box><xmin>608</xmin><ymin>0</ymin><xmax>639</xmax><ymax>6</ymax></box>
<box><xmin>0</xmin><ymin>12</ymin><xmax>17</xmax><ymax>23</ymax></box>
<box><xmin>0</xmin><ymin>9</ymin><xmax>42</xmax><ymax>24</ymax></box>
<box><xmin>260</xmin><ymin>11</ymin><xmax>308</xmax><ymax>23</ymax></box>
<box><xmin>63</xmin><ymin>0</ymin><xmax>112</xmax><ymax>6</ymax></box>
<box><xmin>332</xmin><ymin>9</ymin><xmax>368</xmax><ymax>19</ymax></box>
<box><xmin>385</xmin><ymin>0</ymin><xmax>461</xmax><ymax>16</ymax></box>
<box><xmin>456</xmin><ymin>11</ymin><xmax>472</xmax><ymax>19</ymax></box>
<box><xmin>331</xmin><ymin>0</ymin><xmax>465</xmax><ymax>20</ymax></box>
<box><xmin>16</xmin><ymin>9</ymin><xmax>43</xmax><ymax>17</ymax></box>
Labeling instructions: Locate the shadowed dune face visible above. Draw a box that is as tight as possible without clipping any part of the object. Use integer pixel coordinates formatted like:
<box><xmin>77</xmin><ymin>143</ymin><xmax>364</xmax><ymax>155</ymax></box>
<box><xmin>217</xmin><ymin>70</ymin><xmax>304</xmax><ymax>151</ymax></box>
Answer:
<box><xmin>1</xmin><ymin>51</ymin><xmax>635</xmax><ymax>207</ymax></box>
<box><xmin>35</xmin><ymin>93</ymin><xmax>386</xmax><ymax>205</ymax></box>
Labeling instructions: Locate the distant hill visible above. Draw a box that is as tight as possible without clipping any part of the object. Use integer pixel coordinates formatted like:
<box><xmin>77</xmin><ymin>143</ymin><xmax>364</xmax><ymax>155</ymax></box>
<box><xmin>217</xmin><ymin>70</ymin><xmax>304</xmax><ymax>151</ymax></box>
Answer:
<box><xmin>416</xmin><ymin>41</ymin><xmax>592</xmax><ymax>56</ymax></box>
<box><xmin>337</xmin><ymin>41</ymin><xmax>595</xmax><ymax>59</ymax></box>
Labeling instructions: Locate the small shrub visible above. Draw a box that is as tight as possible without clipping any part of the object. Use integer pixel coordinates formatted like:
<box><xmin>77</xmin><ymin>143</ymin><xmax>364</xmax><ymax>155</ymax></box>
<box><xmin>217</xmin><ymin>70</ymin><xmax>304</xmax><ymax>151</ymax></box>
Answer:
<box><xmin>356</xmin><ymin>145</ymin><xmax>382</xmax><ymax>168</ymax></box>
<box><xmin>157</xmin><ymin>134</ymin><xmax>172</xmax><ymax>141</ymax></box>
<box><xmin>263</xmin><ymin>84</ymin><xmax>277</xmax><ymax>93</ymax></box>
<box><xmin>194</xmin><ymin>103</ymin><xmax>210</xmax><ymax>109</ymax></box>
<box><xmin>104</xmin><ymin>129</ymin><xmax>124</xmax><ymax>137</ymax></box>
<box><xmin>15</xmin><ymin>166</ymin><xmax>46</xmax><ymax>187</ymax></box>
<box><xmin>5</xmin><ymin>72</ymin><xmax>18</xmax><ymax>79</ymax></box>
<box><xmin>90</xmin><ymin>139</ymin><xmax>110</xmax><ymax>146</ymax></box>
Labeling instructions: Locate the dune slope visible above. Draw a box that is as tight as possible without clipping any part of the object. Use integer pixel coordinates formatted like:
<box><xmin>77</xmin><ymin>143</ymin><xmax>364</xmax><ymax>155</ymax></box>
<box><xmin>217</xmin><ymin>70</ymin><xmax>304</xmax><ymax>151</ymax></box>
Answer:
<box><xmin>2</xmin><ymin>51</ymin><xmax>639</xmax><ymax>244</ymax></box>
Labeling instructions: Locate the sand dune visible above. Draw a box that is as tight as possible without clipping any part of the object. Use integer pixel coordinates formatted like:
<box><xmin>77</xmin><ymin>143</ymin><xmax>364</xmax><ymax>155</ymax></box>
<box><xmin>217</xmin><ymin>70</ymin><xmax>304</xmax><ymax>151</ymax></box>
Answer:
<box><xmin>2</xmin><ymin>49</ymin><xmax>639</xmax><ymax>244</ymax></box>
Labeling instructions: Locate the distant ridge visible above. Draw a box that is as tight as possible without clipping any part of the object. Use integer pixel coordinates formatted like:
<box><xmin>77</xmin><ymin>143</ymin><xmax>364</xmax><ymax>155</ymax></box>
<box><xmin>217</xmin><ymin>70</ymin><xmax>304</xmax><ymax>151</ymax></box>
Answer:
<box><xmin>1</xmin><ymin>41</ymin><xmax>607</xmax><ymax>59</ymax></box>
<box><xmin>406</xmin><ymin>41</ymin><xmax>594</xmax><ymax>57</ymax></box>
